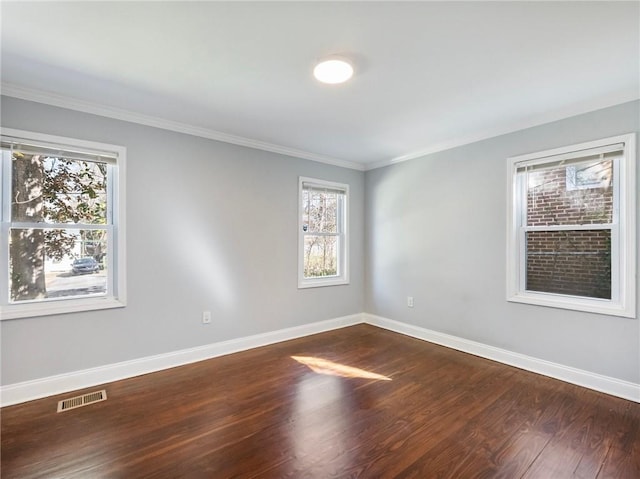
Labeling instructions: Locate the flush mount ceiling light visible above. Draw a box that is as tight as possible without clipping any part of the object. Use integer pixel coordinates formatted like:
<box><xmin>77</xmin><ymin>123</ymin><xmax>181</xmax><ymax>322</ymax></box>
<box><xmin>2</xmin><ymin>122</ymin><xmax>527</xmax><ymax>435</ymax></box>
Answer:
<box><xmin>313</xmin><ymin>57</ymin><xmax>354</xmax><ymax>84</ymax></box>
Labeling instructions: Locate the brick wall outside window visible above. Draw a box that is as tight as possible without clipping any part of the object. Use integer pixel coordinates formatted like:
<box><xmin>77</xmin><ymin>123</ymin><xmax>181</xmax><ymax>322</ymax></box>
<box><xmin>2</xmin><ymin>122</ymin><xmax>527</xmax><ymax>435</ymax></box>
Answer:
<box><xmin>525</xmin><ymin>161</ymin><xmax>612</xmax><ymax>299</ymax></box>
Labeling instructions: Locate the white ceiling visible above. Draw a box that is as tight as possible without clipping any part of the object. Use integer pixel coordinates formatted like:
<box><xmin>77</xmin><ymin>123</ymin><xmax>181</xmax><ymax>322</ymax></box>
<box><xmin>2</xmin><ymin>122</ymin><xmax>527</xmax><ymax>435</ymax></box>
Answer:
<box><xmin>1</xmin><ymin>1</ymin><xmax>638</xmax><ymax>170</ymax></box>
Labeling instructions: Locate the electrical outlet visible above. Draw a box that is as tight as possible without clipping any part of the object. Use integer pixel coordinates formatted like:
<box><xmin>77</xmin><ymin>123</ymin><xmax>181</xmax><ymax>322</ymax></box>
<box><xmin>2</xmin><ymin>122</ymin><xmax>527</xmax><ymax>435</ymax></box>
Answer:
<box><xmin>407</xmin><ymin>297</ymin><xmax>414</xmax><ymax>308</ymax></box>
<box><xmin>202</xmin><ymin>311</ymin><xmax>212</xmax><ymax>324</ymax></box>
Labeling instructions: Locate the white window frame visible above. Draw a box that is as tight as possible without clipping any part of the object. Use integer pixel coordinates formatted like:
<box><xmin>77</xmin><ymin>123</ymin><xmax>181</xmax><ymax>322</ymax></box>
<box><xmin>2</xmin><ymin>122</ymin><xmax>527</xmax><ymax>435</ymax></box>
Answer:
<box><xmin>0</xmin><ymin>128</ymin><xmax>126</xmax><ymax>320</ymax></box>
<box><xmin>298</xmin><ymin>177</ymin><xmax>349</xmax><ymax>289</ymax></box>
<box><xmin>506</xmin><ymin>133</ymin><xmax>636</xmax><ymax>318</ymax></box>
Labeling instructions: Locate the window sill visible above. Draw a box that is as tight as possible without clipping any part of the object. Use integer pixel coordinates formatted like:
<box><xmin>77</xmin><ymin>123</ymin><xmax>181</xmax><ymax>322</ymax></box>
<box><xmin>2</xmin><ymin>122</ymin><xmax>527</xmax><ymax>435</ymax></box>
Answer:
<box><xmin>0</xmin><ymin>296</ymin><xmax>126</xmax><ymax>320</ymax></box>
<box><xmin>507</xmin><ymin>291</ymin><xmax>635</xmax><ymax>319</ymax></box>
<box><xmin>298</xmin><ymin>277</ymin><xmax>350</xmax><ymax>289</ymax></box>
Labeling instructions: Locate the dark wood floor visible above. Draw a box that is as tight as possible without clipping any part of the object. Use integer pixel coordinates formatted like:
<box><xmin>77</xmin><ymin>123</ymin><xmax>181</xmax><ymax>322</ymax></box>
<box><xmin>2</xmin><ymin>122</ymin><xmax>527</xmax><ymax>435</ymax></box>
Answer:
<box><xmin>1</xmin><ymin>324</ymin><xmax>639</xmax><ymax>478</ymax></box>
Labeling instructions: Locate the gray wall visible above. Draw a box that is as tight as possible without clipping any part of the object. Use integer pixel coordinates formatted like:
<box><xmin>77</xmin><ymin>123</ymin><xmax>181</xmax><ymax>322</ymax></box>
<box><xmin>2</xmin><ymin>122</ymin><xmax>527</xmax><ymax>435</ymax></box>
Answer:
<box><xmin>365</xmin><ymin>100</ymin><xmax>640</xmax><ymax>383</ymax></box>
<box><xmin>0</xmin><ymin>96</ymin><xmax>365</xmax><ymax>385</ymax></box>
<box><xmin>3</xmin><ymin>96</ymin><xmax>638</xmax><ymax>388</ymax></box>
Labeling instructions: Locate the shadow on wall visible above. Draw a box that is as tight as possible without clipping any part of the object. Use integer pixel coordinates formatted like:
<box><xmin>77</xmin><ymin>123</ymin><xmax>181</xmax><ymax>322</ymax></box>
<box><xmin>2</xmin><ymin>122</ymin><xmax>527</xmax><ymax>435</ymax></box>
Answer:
<box><xmin>163</xmin><ymin>206</ymin><xmax>237</xmax><ymax>311</ymax></box>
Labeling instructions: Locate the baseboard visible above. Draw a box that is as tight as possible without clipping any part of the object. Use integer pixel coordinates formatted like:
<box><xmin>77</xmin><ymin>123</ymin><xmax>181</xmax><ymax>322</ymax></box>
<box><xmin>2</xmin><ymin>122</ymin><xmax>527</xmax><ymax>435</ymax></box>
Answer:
<box><xmin>0</xmin><ymin>313</ymin><xmax>364</xmax><ymax>407</ymax></box>
<box><xmin>363</xmin><ymin>313</ymin><xmax>640</xmax><ymax>403</ymax></box>
<box><xmin>4</xmin><ymin>312</ymin><xmax>638</xmax><ymax>406</ymax></box>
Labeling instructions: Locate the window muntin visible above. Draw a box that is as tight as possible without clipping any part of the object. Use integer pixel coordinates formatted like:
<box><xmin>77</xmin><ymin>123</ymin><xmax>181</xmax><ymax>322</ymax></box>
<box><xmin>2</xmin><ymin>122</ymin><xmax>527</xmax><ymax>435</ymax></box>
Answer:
<box><xmin>1</xmin><ymin>129</ymin><xmax>126</xmax><ymax>319</ymax></box>
<box><xmin>507</xmin><ymin>134</ymin><xmax>635</xmax><ymax>318</ymax></box>
<box><xmin>299</xmin><ymin>177</ymin><xmax>349</xmax><ymax>288</ymax></box>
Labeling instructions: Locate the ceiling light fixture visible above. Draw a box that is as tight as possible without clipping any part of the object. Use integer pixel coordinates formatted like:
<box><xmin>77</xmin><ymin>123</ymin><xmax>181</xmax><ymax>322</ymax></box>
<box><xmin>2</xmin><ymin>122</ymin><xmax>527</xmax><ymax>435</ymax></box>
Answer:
<box><xmin>313</xmin><ymin>57</ymin><xmax>354</xmax><ymax>84</ymax></box>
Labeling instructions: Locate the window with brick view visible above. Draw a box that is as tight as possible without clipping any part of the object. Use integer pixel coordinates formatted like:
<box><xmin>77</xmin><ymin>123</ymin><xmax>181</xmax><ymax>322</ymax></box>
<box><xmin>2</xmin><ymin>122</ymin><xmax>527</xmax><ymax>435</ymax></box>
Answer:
<box><xmin>525</xmin><ymin>158</ymin><xmax>613</xmax><ymax>299</ymax></box>
<box><xmin>507</xmin><ymin>134</ymin><xmax>636</xmax><ymax>318</ymax></box>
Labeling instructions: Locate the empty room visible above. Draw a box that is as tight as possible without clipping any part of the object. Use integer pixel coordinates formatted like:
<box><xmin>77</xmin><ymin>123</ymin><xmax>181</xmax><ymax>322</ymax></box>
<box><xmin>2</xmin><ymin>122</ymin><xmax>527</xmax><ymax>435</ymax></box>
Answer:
<box><xmin>1</xmin><ymin>1</ymin><xmax>639</xmax><ymax>478</ymax></box>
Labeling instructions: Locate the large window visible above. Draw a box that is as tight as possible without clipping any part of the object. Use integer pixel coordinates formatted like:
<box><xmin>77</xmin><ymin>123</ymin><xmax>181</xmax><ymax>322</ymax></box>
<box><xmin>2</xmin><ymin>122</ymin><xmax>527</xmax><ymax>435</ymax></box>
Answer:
<box><xmin>507</xmin><ymin>134</ymin><xmax>635</xmax><ymax>318</ymax></box>
<box><xmin>298</xmin><ymin>177</ymin><xmax>349</xmax><ymax>288</ymax></box>
<box><xmin>0</xmin><ymin>128</ymin><xmax>126</xmax><ymax>319</ymax></box>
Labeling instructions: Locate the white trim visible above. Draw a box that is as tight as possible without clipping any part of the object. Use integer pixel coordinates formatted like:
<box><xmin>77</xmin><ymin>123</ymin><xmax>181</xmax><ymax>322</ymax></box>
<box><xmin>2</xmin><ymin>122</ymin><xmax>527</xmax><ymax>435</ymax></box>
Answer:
<box><xmin>1</xmin><ymin>297</ymin><xmax>125</xmax><ymax>321</ymax></box>
<box><xmin>523</xmin><ymin>224</ymin><xmax>613</xmax><ymax>232</ymax></box>
<box><xmin>298</xmin><ymin>176</ymin><xmax>350</xmax><ymax>289</ymax></box>
<box><xmin>365</xmin><ymin>93</ymin><xmax>640</xmax><ymax>170</ymax></box>
<box><xmin>363</xmin><ymin>313</ymin><xmax>640</xmax><ymax>403</ymax></box>
<box><xmin>3</xmin><ymin>84</ymin><xmax>637</xmax><ymax>174</ymax></box>
<box><xmin>0</xmin><ymin>156</ymin><xmax>9</xmax><ymax>308</ymax></box>
<box><xmin>2</xmin><ymin>313</ymin><xmax>638</xmax><ymax>406</ymax></box>
<box><xmin>0</xmin><ymin>313</ymin><xmax>363</xmax><ymax>407</ymax></box>
<box><xmin>515</xmin><ymin>143</ymin><xmax>624</xmax><ymax>170</ymax></box>
<box><xmin>506</xmin><ymin>133</ymin><xmax>636</xmax><ymax>318</ymax></box>
<box><xmin>1</xmin><ymin>126</ymin><xmax>124</xmax><ymax>158</ymax></box>
<box><xmin>0</xmin><ymin>128</ymin><xmax>127</xmax><ymax>320</ymax></box>
<box><xmin>508</xmin><ymin>135</ymin><xmax>631</xmax><ymax>164</ymax></box>
<box><xmin>1</xmin><ymin>82</ymin><xmax>365</xmax><ymax>172</ymax></box>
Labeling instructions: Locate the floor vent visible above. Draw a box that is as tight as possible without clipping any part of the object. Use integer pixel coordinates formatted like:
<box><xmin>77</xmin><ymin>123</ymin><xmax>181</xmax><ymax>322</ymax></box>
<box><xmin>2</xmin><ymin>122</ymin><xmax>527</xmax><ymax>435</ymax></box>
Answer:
<box><xmin>57</xmin><ymin>389</ymin><xmax>107</xmax><ymax>412</ymax></box>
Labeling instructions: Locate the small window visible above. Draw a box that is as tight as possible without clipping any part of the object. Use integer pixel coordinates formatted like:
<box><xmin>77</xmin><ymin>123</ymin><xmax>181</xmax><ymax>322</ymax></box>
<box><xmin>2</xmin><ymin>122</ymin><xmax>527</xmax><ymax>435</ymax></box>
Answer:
<box><xmin>0</xmin><ymin>128</ymin><xmax>126</xmax><ymax>319</ymax></box>
<box><xmin>298</xmin><ymin>177</ymin><xmax>349</xmax><ymax>288</ymax></box>
<box><xmin>507</xmin><ymin>134</ymin><xmax>636</xmax><ymax>318</ymax></box>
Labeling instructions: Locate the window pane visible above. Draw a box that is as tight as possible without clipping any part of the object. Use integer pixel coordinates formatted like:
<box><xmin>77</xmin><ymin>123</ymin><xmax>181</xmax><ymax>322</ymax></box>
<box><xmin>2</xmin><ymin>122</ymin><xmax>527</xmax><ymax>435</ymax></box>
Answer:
<box><xmin>303</xmin><ymin>235</ymin><xmax>338</xmax><ymax>278</ymax></box>
<box><xmin>526</xmin><ymin>230</ymin><xmax>611</xmax><ymax>299</ymax></box>
<box><xmin>11</xmin><ymin>151</ymin><xmax>107</xmax><ymax>224</ymax></box>
<box><xmin>526</xmin><ymin>159</ymin><xmax>613</xmax><ymax>226</ymax></box>
<box><xmin>9</xmin><ymin>228</ymin><xmax>108</xmax><ymax>302</ymax></box>
<box><xmin>302</xmin><ymin>190</ymin><xmax>339</xmax><ymax>233</ymax></box>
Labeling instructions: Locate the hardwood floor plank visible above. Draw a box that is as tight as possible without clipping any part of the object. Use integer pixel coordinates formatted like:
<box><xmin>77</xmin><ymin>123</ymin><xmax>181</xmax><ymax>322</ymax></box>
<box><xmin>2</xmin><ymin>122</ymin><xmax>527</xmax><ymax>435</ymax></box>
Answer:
<box><xmin>2</xmin><ymin>324</ymin><xmax>639</xmax><ymax>478</ymax></box>
<box><xmin>393</xmin><ymin>372</ymin><xmax>552</xmax><ymax>478</ymax></box>
<box><xmin>523</xmin><ymin>390</ymin><xmax>631</xmax><ymax>479</ymax></box>
<box><xmin>597</xmin><ymin>402</ymin><xmax>640</xmax><ymax>479</ymax></box>
<box><xmin>598</xmin><ymin>445</ymin><xmax>640</xmax><ymax>479</ymax></box>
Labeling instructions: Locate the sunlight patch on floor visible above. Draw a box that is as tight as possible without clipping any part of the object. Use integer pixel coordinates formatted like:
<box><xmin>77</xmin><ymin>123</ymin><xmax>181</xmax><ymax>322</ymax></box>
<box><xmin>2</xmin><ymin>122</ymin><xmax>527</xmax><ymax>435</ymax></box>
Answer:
<box><xmin>291</xmin><ymin>356</ymin><xmax>392</xmax><ymax>381</ymax></box>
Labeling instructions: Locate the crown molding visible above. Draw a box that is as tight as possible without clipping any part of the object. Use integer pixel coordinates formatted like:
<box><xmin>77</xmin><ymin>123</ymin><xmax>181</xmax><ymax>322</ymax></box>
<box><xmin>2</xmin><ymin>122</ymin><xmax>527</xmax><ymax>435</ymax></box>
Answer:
<box><xmin>0</xmin><ymin>82</ymin><xmax>365</xmax><ymax>171</ymax></box>
<box><xmin>4</xmin><ymin>82</ymin><xmax>637</xmax><ymax>173</ymax></box>
<box><xmin>364</xmin><ymin>90</ymin><xmax>640</xmax><ymax>171</ymax></box>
